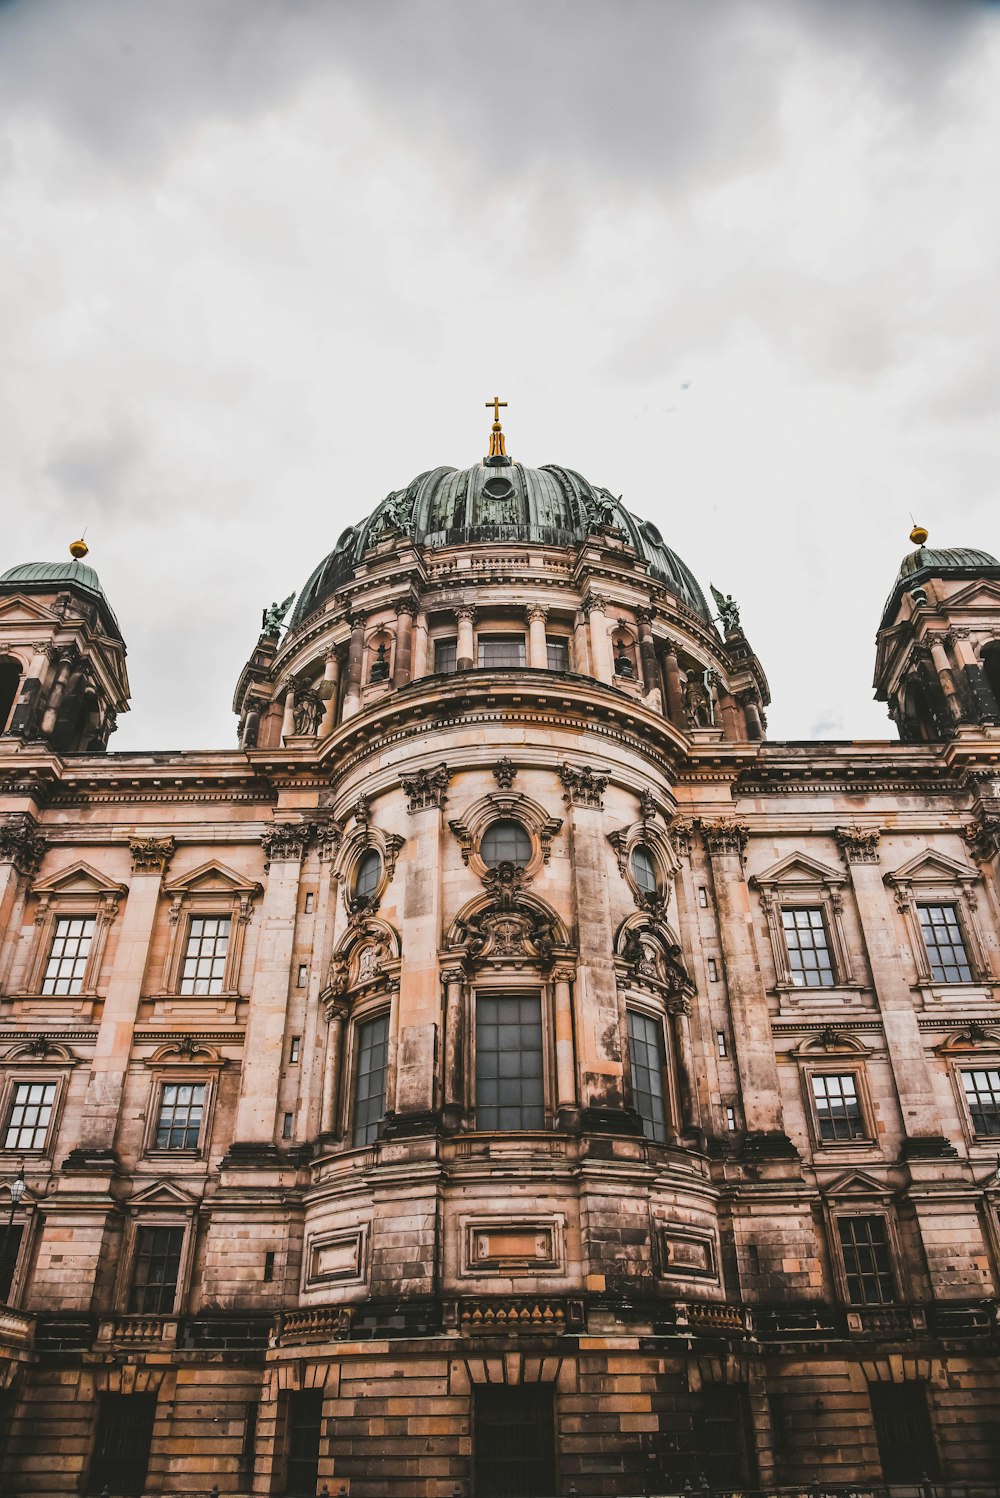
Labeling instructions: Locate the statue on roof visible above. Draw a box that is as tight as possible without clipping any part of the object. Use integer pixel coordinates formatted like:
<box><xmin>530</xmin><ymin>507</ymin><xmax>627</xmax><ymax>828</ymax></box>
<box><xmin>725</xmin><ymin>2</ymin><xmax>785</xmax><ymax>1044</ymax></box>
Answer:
<box><xmin>710</xmin><ymin>584</ymin><xmax>741</xmax><ymax>633</ymax></box>
<box><xmin>261</xmin><ymin>593</ymin><xmax>295</xmax><ymax>638</ymax></box>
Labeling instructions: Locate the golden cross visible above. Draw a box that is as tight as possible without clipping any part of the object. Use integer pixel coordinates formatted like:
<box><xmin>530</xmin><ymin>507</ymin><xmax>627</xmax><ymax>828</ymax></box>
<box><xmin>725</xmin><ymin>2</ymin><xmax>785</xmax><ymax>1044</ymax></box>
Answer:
<box><xmin>486</xmin><ymin>396</ymin><xmax>507</xmax><ymax>423</ymax></box>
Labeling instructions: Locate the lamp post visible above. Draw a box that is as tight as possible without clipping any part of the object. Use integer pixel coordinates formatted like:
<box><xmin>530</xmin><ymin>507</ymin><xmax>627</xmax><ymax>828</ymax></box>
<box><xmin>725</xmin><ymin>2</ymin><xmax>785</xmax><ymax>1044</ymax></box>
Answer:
<box><xmin>0</xmin><ymin>1165</ymin><xmax>26</xmax><ymax>1301</ymax></box>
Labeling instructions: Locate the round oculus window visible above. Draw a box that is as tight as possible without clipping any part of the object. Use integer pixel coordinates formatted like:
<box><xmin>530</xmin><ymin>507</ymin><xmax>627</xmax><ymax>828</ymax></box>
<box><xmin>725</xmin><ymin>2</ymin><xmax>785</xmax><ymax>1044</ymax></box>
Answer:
<box><xmin>354</xmin><ymin>848</ymin><xmax>382</xmax><ymax>900</ymax></box>
<box><xmin>480</xmin><ymin>819</ymin><xmax>532</xmax><ymax>868</ymax></box>
<box><xmin>483</xmin><ymin>477</ymin><xmax>515</xmax><ymax>500</ymax></box>
<box><xmin>630</xmin><ymin>844</ymin><xmax>659</xmax><ymax>895</ymax></box>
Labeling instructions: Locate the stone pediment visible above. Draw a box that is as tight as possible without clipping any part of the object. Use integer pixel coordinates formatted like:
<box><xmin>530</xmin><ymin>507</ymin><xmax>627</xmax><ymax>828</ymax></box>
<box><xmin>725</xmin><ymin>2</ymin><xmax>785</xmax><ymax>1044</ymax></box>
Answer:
<box><xmin>751</xmin><ymin>852</ymin><xmax>846</xmax><ymax>890</ymax></box>
<box><xmin>164</xmin><ymin>859</ymin><xmax>262</xmax><ymax>898</ymax></box>
<box><xmin>0</xmin><ymin>593</ymin><xmax>60</xmax><ymax>625</ymax></box>
<box><xmin>938</xmin><ymin>578</ymin><xmax>1000</xmax><ymax>612</ymax></box>
<box><xmin>126</xmin><ymin>1179</ymin><xmax>200</xmax><ymax>1211</ymax></box>
<box><xmin>884</xmin><ymin>848</ymin><xmax>976</xmax><ymax>887</ymax></box>
<box><xmin>823</xmin><ymin>1169</ymin><xmax>890</xmax><ymax>1199</ymax></box>
<box><xmin>30</xmin><ymin>860</ymin><xmax>127</xmax><ymax>898</ymax></box>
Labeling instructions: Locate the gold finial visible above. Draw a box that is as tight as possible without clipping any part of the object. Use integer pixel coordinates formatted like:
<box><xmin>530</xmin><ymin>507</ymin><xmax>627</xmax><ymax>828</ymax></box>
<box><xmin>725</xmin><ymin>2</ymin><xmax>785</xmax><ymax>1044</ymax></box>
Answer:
<box><xmin>910</xmin><ymin>524</ymin><xmax>928</xmax><ymax>546</ymax></box>
<box><xmin>69</xmin><ymin>538</ymin><xmax>89</xmax><ymax>560</ymax></box>
<box><xmin>485</xmin><ymin>395</ymin><xmax>508</xmax><ymax>459</ymax></box>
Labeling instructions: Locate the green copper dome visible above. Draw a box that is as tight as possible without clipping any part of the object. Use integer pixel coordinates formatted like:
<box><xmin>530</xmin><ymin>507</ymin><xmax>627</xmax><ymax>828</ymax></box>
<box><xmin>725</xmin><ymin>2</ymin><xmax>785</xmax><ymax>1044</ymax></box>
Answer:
<box><xmin>292</xmin><ymin>461</ymin><xmax>712</xmax><ymax>627</ymax></box>
<box><xmin>881</xmin><ymin>543</ymin><xmax>1000</xmax><ymax>628</ymax></box>
<box><xmin>0</xmin><ymin>558</ymin><xmax>122</xmax><ymax>640</ymax></box>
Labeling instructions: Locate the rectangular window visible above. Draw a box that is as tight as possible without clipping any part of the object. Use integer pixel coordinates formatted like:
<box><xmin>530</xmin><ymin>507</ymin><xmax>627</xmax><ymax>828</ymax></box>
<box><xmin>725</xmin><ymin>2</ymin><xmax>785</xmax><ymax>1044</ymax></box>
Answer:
<box><xmin>961</xmin><ymin>1068</ymin><xmax>1000</xmax><ymax>1136</ymax></box>
<box><xmin>811</xmin><ymin>1073</ymin><xmax>866</xmax><ymax>1142</ymax></box>
<box><xmin>545</xmin><ymin>636</ymin><xmax>570</xmax><ymax>672</ymax></box>
<box><xmin>837</xmin><ymin>1215</ymin><xmax>895</xmax><ymax>1305</ymax></box>
<box><xmin>154</xmin><ymin>1083</ymin><xmax>206</xmax><ymax>1151</ymax></box>
<box><xmin>179</xmin><ymin>915</ymin><xmax>231</xmax><ymax>994</ymax></box>
<box><xmin>4</xmin><ymin>1081</ymin><xmax>57</xmax><ymax>1150</ymax></box>
<box><xmin>353</xmin><ymin>1012</ymin><xmax>389</xmax><ymax>1147</ymax></box>
<box><xmin>284</xmin><ymin>1389</ymin><xmax>323</xmax><ymax>1497</ymax></box>
<box><xmin>477</xmin><ymin>634</ymin><xmax>526</xmax><ymax>669</ymax></box>
<box><xmin>476</xmin><ymin>994</ymin><xmax>544</xmax><ymax>1130</ymax></box>
<box><xmin>0</xmin><ymin>1224</ymin><xmax>24</xmax><ymax>1301</ymax></box>
<box><xmin>782</xmin><ymin>907</ymin><xmax>835</xmax><ymax>986</ymax></box>
<box><xmin>41</xmin><ymin>915</ymin><xmax>95</xmax><ymax>995</ymax></box>
<box><xmin>88</xmin><ymin>1392</ymin><xmax>157</xmax><ymax>1497</ymax></box>
<box><xmin>918</xmin><ymin>903</ymin><xmax>972</xmax><ymax>983</ymax></box>
<box><xmin>434</xmin><ymin>638</ymin><xmax>457</xmax><ymax>675</ymax></box>
<box><xmin>627</xmin><ymin>1009</ymin><xmax>668</xmax><ymax>1143</ymax></box>
<box><xmin>128</xmin><ymin>1225</ymin><xmax>184</xmax><ymax>1314</ymax></box>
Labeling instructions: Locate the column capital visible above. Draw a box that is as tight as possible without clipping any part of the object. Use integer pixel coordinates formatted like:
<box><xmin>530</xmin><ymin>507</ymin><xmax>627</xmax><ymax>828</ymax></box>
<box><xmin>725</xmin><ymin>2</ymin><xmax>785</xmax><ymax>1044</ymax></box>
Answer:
<box><xmin>395</xmin><ymin>596</ymin><xmax>418</xmax><ymax>617</ymax></box>
<box><xmin>834</xmin><ymin>824</ymin><xmax>881</xmax><ymax>865</ymax></box>
<box><xmin>582</xmin><ymin>593</ymin><xmax>609</xmax><ymax>618</ymax></box>
<box><xmin>0</xmin><ymin>812</ymin><xmax>46</xmax><ymax>876</ymax></box>
<box><xmin>526</xmin><ymin>604</ymin><xmax>548</xmax><ymax>623</ymax></box>
<box><xmin>455</xmin><ymin>602</ymin><xmax>477</xmax><ymax>622</ymax></box>
<box><xmin>260</xmin><ymin>821</ymin><xmax>314</xmax><ymax>869</ymax></box>
<box><xmin>551</xmin><ymin>963</ymin><xmax>576</xmax><ymax>985</ymax></box>
<box><xmin>700</xmin><ymin>817</ymin><xmax>749</xmax><ymax>858</ymax></box>
<box><xmin>128</xmin><ymin>835</ymin><xmax>176</xmax><ymax>876</ymax></box>
<box><xmin>402</xmin><ymin>762</ymin><xmax>452</xmax><ymax>812</ymax></box>
<box><xmin>965</xmin><ymin>810</ymin><xmax>1000</xmax><ymax>864</ymax></box>
<box><xmin>347</xmin><ymin>610</ymin><xmax>367</xmax><ymax>629</ymax></box>
<box><xmin>560</xmin><ymin>762</ymin><xmax>609</xmax><ymax>808</ymax></box>
<box><xmin>635</xmin><ymin>606</ymin><xmax>656</xmax><ymax>626</ymax></box>
<box><xmin>441</xmin><ymin>965</ymin><xmax>466</xmax><ymax>987</ymax></box>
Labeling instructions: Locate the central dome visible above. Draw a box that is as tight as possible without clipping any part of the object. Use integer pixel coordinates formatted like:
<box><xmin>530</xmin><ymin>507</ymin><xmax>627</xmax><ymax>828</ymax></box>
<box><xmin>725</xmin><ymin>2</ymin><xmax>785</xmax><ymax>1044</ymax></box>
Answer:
<box><xmin>292</xmin><ymin>460</ymin><xmax>711</xmax><ymax>626</ymax></box>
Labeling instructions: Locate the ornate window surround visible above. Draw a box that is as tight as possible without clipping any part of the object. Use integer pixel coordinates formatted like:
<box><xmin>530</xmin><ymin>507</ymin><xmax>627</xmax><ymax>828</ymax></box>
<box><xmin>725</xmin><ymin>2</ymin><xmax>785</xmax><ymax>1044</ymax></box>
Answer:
<box><xmin>114</xmin><ymin>1180</ymin><xmax>200</xmax><ymax>1318</ymax></box>
<box><xmin>449</xmin><ymin>791</ymin><xmax>562</xmax><ymax>884</ymax></box>
<box><xmin>750</xmin><ymin>852</ymin><xmax>858</xmax><ymax>995</ymax></box>
<box><xmin>464</xmin><ymin>975</ymin><xmax>556</xmax><ymax>1135</ymax></box>
<box><xmin>884</xmin><ymin>849</ymin><xmax>991</xmax><ymax>992</ymax></box>
<box><xmin>325</xmin><ymin>915</ymin><xmax>401</xmax><ymax>1002</ymax></box>
<box><xmin>330</xmin><ymin>816</ymin><xmax>405</xmax><ymax>918</ymax></box>
<box><xmin>141</xmin><ymin>1040</ymin><xmax>225</xmax><ymax>1161</ymax></box>
<box><xmin>157</xmin><ymin>861</ymin><xmax>262</xmax><ymax>1007</ymax></box>
<box><xmin>822</xmin><ymin>1171</ymin><xmax>907</xmax><ymax>1309</ymax></box>
<box><xmin>789</xmin><ymin>1031</ymin><xmax>877</xmax><ymax>1154</ymax></box>
<box><xmin>934</xmin><ymin>1024</ymin><xmax>1000</xmax><ymax>1154</ymax></box>
<box><xmin>0</xmin><ymin>1040</ymin><xmax>78</xmax><ymax>1159</ymax></box>
<box><xmin>14</xmin><ymin>861</ymin><xmax>126</xmax><ymax>1016</ymax></box>
<box><xmin>607</xmin><ymin>809</ymin><xmax>681</xmax><ymax>910</ymax></box>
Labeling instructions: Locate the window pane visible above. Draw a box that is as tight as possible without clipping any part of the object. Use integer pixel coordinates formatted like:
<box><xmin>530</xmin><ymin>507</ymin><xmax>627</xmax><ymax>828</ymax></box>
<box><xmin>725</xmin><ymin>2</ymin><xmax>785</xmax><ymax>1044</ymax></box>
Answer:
<box><xmin>918</xmin><ymin>904</ymin><xmax>972</xmax><ymax>983</ymax></box>
<box><xmin>962</xmin><ymin>1068</ymin><xmax>1000</xmax><ymax>1136</ymax></box>
<box><xmin>41</xmin><ymin>916</ymin><xmax>96</xmax><ymax>995</ymax></box>
<box><xmin>4</xmin><ymin>1081</ymin><xmax>57</xmax><ymax>1150</ymax></box>
<box><xmin>477</xmin><ymin>635</ymin><xmax>526</xmax><ymax>668</ymax></box>
<box><xmin>354</xmin><ymin>849</ymin><xmax>382</xmax><ymax>900</ymax></box>
<box><xmin>353</xmin><ymin>1012</ymin><xmax>389</xmax><ymax>1146</ymax></box>
<box><xmin>179</xmin><ymin>916</ymin><xmax>231</xmax><ymax>995</ymax></box>
<box><xmin>630</xmin><ymin>845</ymin><xmax>659</xmax><ymax>895</ymax></box>
<box><xmin>837</xmin><ymin>1215</ymin><xmax>895</xmax><ymax>1305</ymax></box>
<box><xmin>476</xmin><ymin>996</ymin><xmax>544</xmax><ymax>1130</ymax></box>
<box><xmin>811</xmin><ymin>1073</ymin><xmax>865</xmax><ymax>1141</ymax></box>
<box><xmin>781</xmin><ymin>907</ymin><xmax>835</xmax><ymax>987</ymax></box>
<box><xmin>481</xmin><ymin>820</ymin><xmax>532</xmax><ymax>867</ymax></box>
<box><xmin>154</xmin><ymin>1083</ymin><xmax>206</xmax><ymax>1150</ymax></box>
<box><xmin>434</xmin><ymin>638</ymin><xmax>457</xmax><ymax>675</ymax></box>
<box><xmin>545</xmin><ymin>636</ymin><xmax>569</xmax><ymax>672</ymax></box>
<box><xmin>627</xmin><ymin>1009</ymin><xmax>668</xmax><ymax>1142</ymax></box>
<box><xmin>129</xmin><ymin>1226</ymin><xmax>184</xmax><ymax>1314</ymax></box>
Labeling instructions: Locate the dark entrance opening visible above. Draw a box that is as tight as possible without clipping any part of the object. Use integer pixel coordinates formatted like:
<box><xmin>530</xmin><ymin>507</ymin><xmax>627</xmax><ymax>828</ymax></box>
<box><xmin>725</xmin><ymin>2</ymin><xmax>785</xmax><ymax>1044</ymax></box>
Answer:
<box><xmin>474</xmin><ymin>1384</ymin><xmax>555</xmax><ymax>1498</ymax></box>
<box><xmin>692</xmin><ymin>1385</ymin><xmax>758</xmax><ymax>1488</ymax></box>
<box><xmin>869</xmin><ymin>1381</ymin><xmax>940</xmax><ymax>1482</ymax></box>
<box><xmin>0</xmin><ymin>658</ymin><xmax>20</xmax><ymax>735</ymax></box>
<box><xmin>284</xmin><ymin>1389</ymin><xmax>323</xmax><ymax>1496</ymax></box>
<box><xmin>88</xmin><ymin>1392</ymin><xmax>157</xmax><ymax>1496</ymax></box>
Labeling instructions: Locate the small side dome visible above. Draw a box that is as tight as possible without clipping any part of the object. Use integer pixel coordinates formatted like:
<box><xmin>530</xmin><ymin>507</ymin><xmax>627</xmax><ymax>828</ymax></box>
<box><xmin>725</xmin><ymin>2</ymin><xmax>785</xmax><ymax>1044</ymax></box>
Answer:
<box><xmin>880</xmin><ymin>538</ymin><xmax>1000</xmax><ymax>629</ymax></box>
<box><xmin>0</xmin><ymin>556</ymin><xmax>123</xmax><ymax>641</ymax></box>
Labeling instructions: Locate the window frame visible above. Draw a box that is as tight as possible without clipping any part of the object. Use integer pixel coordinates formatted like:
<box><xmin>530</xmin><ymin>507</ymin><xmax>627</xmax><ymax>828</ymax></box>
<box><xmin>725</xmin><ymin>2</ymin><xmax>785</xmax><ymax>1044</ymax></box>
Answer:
<box><xmin>351</xmin><ymin>1008</ymin><xmax>391</xmax><ymax>1147</ymax></box>
<box><xmin>751</xmin><ymin>855</ymin><xmax>856</xmax><ymax>995</ymax></box>
<box><xmin>804</xmin><ymin>1067</ymin><xmax>874</xmax><ymax>1149</ymax></box>
<box><xmin>19</xmin><ymin>864</ymin><xmax>125</xmax><ymax>1009</ymax></box>
<box><xmin>340</xmin><ymin>996</ymin><xmax>393</xmax><ymax>1148</ymax></box>
<box><xmin>468</xmin><ymin>984</ymin><xmax>554</xmax><ymax>1134</ymax></box>
<box><xmin>141</xmin><ymin>1044</ymin><xmax>223</xmax><ymax>1161</ymax></box>
<box><xmin>0</xmin><ymin>1053</ymin><xmax>75</xmax><ymax>1161</ymax></box>
<box><xmin>958</xmin><ymin>1064</ymin><xmax>1000</xmax><ymax>1138</ymax></box>
<box><xmin>544</xmin><ymin>634</ymin><xmax>571</xmax><ymax>673</ymax></box>
<box><xmin>829</xmin><ymin>1207</ymin><xmax>902</xmax><ymax>1308</ymax></box>
<box><xmin>433</xmin><ymin>636</ymin><xmax>458</xmax><ymax>675</ymax></box>
<box><xmin>476</xmin><ymin>632</ymin><xmax>527</xmax><ymax>670</ymax></box>
<box><xmin>915</xmin><ymin>902</ymin><xmax>974</xmax><ymax>984</ymax></box>
<box><xmin>117</xmin><ymin>1206</ymin><xmax>197</xmax><ymax>1318</ymax></box>
<box><xmin>625</xmin><ymin>1005</ymin><xmax>669</xmax><ymax>1143</ymax></box>
<box><xmin>480</xmin><ymin>819</ymin><xmax>533</xmax><ymax>869</ymax></box>
<box><xmin>2</xmin><ymin>1077</ymin><xmax>59</xmax><ymax>1152</ymax></box>
<box><xmin>885</xmin><ymin>852</ymin><xmax>989</xmax><ymax>992</ymax></box>
<box><xmin>158</xmin><ymin>862</ymin><xmax>261</xmax><ymax>1003</ymax></box>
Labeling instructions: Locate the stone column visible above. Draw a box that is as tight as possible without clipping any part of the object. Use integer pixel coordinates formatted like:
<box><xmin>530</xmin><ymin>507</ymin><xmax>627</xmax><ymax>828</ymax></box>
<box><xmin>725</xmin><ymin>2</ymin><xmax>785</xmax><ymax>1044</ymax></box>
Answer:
<box><xmin>584</xmin><ymin>596</ymin><xmax>614</xmax><ymax>683</ymax></box>
<box><xmin>442</xmin><ymin>966</ymin><xmax>466</xmax><ymax>1129</ymax></box>
<box><xmin>835</xmin><ymin>826</ymin><xmax>949</xmax><ymax>1149</ymax></box>
<box><xmin>240</xmin><ymin>696</ymin><xmax>265</xmax><ymax>750</ymax></box>
<box><xmin>319</xmin><ymin>650</ymin><xmax>341</xmax><ymax>735</ymax></box>
<box><xmin>948</xmin><ymin>628</ymin><xmax>1000</xmax><ymax>721</ymax></box>
<box><xmin>573</xmin><ymin>611</ymin><xmax>590</xmax><ymax>676</ymax></box>
<box><xmin>926</xmin><ymin>633</ymin><xmax>963</xmax><ymax>724</ymax></box>
<box><xmin>662</xmin><ymin>638</ymin><xmax>686</xmax><ymax>728</ymax></box>
<box><xmin>229</xmin><ymin>822</ymin><xmax>313</xmax><ymax>1155</ymax></box>
<box><xmin>341</xmin><ymin>614</ymin><xmax>366</xmax><ymax>719</ymax></box>
<box><xmin>636</xmin><ymin>609</ymin><xmax>662</xmax><ymax>709</ymax></box>
<box><xmin>701</xmin><ymin>818</ymin><xmax>794</xmax><ymax>1152</ymax></box>
<box><xmin>320</xmin><ymin>1001</ymin><xmax>347</xmax><ymax>1137</ymax></box>
<box><xmin>0</xmin><ymin>814</ymin><xmax>46</xmax><ymax>993</ymax></box>
<box><xmin>72</xmin><ymin>836</ymin><xmax>175</xmax><ymax>1164</ymax></box>
<box><xmin>560</xmin><ymin>764</ymin><xmax>629</xmax><ymax>1121</ymax></box>
<box><xmin>552</xmin><ymin>965</ymin><xmax>578</xmax><ymax>1118</ymax></box>
<box><xmin>714</xmin><ymin>678</ymin><xmax>743</xmax><ymax>740</ymax></box>
<box><xmin>39</xmin><ymin>648</ymin><xmax>77</xmax><ymax>740</ymax></box>
<box><xmin>669</xmin><ymin>997</ymin><xmax>699</xmax><ymax>1136</ymax></box>
<box><xmin>6</xmin><ymin>644</ymin><xmax>55</xmax><ymax>739</ymax></box>
<box><xmin>740</xmin><ymin>691</ymin><xmax>764</xmax><ymax>741</ymax></box>
<box><xmin>456</xmin><ymin>605</ymin><xmax>476</xmax><ymax>672</ymax></box>
<box><xmin>412</xmin><ymin>611</ymin><xmax>428</xmax><ymax>680</ymax></box>
<box><xmin>393</xmin><ymin>601</ymin><xmax>415</xmax><ymax>687</ymax></box>
<box><xmin>527</xmin><ymin>605</ymin><xmax>548</xmax><ymax>670</ymax></box>
<box><xmin>280</xmin><ymin>685</ymin><xmax>296</xmax><ymax>744</ymax></box>
<box><xmin>298</xmin><ymin>820</ymin><xmax>342</xmax><ymax>1140</ymax></box>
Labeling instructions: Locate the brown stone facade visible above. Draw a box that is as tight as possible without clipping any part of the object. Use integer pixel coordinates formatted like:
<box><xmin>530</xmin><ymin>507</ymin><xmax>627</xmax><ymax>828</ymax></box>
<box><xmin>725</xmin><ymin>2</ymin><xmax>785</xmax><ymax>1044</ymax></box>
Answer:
<box><xmin>1</xmin><ymin>468</ymin><xmax>1000</xmax><ymax>1494</ymax></box>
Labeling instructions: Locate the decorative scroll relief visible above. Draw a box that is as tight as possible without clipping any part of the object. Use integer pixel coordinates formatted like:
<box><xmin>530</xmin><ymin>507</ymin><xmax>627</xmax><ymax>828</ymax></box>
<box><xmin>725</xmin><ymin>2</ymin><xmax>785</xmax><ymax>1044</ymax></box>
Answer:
<box><xmin>450</xmin><ymin>865</ymin><xmax>564</xmax><ymax>973</ymax></box>
<box><xmin>402</xmin><ymin>763</ymin><xmax>451</xmax><ymax>812</ymax></box>
<box><xmin>0</xmin><ymin>813</ymin><xmax>46</xmax><ymax>875</ymax></box>
<box><xmin>560</xmin><ymin>763</ymin><xmax>609</xmax><ymax>808</ymax></box>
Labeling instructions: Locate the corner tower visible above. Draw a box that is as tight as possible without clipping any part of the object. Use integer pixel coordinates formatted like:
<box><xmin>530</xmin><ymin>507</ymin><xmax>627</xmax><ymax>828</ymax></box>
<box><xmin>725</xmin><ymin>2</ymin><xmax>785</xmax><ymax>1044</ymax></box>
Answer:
<box><xmin>0</xmin><ymin>542</ymin><xmax>129</xmax><ymax>753</ymax></box>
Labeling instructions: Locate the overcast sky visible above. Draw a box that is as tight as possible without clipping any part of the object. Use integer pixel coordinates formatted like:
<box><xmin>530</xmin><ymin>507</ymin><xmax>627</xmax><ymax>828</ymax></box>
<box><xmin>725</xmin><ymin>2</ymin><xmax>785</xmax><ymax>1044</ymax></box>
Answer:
<box><xmin>3</xmin><ymin>0</ymin><xmax>999</xmax><ymax>751</ymax></box>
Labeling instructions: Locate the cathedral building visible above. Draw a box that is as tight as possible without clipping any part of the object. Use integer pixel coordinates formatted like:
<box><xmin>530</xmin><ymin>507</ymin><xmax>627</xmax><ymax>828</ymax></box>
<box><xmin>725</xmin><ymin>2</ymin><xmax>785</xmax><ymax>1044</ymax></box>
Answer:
<box><xmin>0</xmin><ymin>406</ymin><xmax>999</xmax><ymax>1497</ymax></box>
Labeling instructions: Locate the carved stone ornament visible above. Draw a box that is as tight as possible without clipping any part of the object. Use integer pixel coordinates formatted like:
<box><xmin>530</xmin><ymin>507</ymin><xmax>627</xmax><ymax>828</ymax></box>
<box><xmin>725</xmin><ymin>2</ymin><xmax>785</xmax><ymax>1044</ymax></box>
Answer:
<box><xmin>129</xmin><ymin>835</ymin><xmax>176</xmax><ymax>876</ymax></box>
<box><xmin>965</xmin><ymin>811</ymin><xmax>1000</xmax><ymax>864</ymax></box>
<box><xmin>455</xmin><ymin>864</ymin><xmax>559</xmax><ymax>972</ymax></box>
<box><xmin>402</xmin><ymin>763</ymin><xmax>451</xmax><ymax>812</ymax></box>
<box><xmin>581</xmin><ymin>593</ymin><xmax>609</xmax><ymax>618</ymax></box>
<box><xmin>260</xmin><ymin>822</ymin><xmax>314</xmax><ymax>870</ymax></box>
<box><xmin>292</xmin><ymin>689</ymin><xmax>324</xmax><ymax>736</ymax></box>
<box><xmin>314</xmin><ymin>819</ymin><xmax>344</xmax><ymax>864</ymax></box>
<box><xmin>560</xmin><ymin>763</ymin><xmax>609</xmax><ymax>808</ymax></box>
<box><xmin>834</xmin><ymin>824</ymin><xmax>881</xmax><ymax>865</ymax></box>
<box><xmin>638</xmin><ymin>789</ymin><xmax>658</xmax><ymax>821</ymax></box>
<box><xmin>0</xmin><ymin>812</ymin><xmax>46</xmax><ymax>875</ymax></box>
<box><xmin>622</xmin><ymin>926</ymin><xmax>694</xmax><ymax>997</ymax></box>
<box><xmin>700</xmin><ymin>818</ymin><xmax>749</xmax><ymax>858</ymax></box>
<box><xmin>492</xmin><ymin>757</ymin><xmax>517</xmax><ymax>790</ymax></box>
<box><xmin>667</xmin><ymin>817</ymin><xmax>694</xmax><ymax>856</ymax></box>
<box><xmin>353</xmin><ymin>795</ymin><xmax>371</xmax><ymax>828</ymax></box>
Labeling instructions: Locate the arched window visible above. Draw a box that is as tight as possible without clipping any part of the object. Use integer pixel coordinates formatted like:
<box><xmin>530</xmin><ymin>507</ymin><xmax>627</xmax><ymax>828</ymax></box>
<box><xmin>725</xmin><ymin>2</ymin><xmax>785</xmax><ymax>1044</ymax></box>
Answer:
<box><xmin>481</xmin><ymin>820</ymin><xmax>532</xmax><ymax>867</ymax></box>
<box><xmin>630</xmin><ymin>844</ymin><xmax>659</xmax><ymax>896</ymax></box>
<box><xmin>354</xmin><ymin>849</ymin><xmax>382</xmax><ymax>901</ymax></box>
<box><xmin>0</xmin><ymin>657</ymin><xmax>22</xmax><ymax>735</ymax></box>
